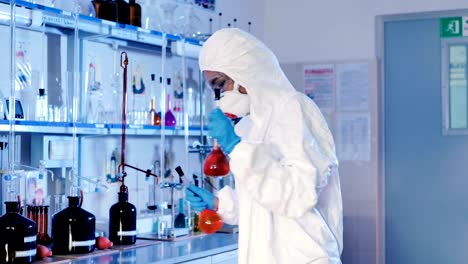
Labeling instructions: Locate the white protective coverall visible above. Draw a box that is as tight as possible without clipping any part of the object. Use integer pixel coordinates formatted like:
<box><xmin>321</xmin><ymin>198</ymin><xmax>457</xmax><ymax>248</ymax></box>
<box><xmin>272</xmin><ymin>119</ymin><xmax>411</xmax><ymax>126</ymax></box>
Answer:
<box><xmin>199</xmin><ymin>28</ymin><xmax>343</xmax><ymax>264</ymax></box>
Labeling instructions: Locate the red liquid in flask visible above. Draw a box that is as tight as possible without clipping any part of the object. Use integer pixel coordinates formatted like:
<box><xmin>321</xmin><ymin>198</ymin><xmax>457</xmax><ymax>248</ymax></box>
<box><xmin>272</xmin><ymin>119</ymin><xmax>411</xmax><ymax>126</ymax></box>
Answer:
<box><xmin>198</xmin><ymin>209</ymin><xmax>223</xmax><ymax>234</ymax></box>
<box><xmin>203</xmin><ymin>141</ymin><xmax>230</xmax><ymax>177</ymax></box>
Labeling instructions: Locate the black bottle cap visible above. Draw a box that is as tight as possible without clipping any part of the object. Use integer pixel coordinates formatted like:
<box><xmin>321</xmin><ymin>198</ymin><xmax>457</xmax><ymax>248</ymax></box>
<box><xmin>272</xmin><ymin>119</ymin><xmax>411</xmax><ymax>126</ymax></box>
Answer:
<box><xmin>227</xmin><ymin>23</ymin><xmax>231</xmax><ymax>27</ymax></box>
<box><xmin>160</xmin><ymin>76</ymin><xmax>163</xmax><ymax>83</ymax></box>
<box><xmin>151</xmin><ymin>74</ymin><xmax>155</xmax><ymax>81</ymax></box>
<box><xmin>39</xmin><ymin>88</ymin><xmax>46</xmax><ymax>96</ymax></box>
<box><xmin>248</xmin><ymin>21</ymin><xmax>252</xmax><ymax>25</ymax></box>
<box><xmin>68</xmin><ymin>196</ymin><xmax>80</xmax><ymax>208</ymax></box>
<box><xmin>4</xmin><ymin>201</ymin><xmax>19</xmax><ymax>213</ymax></box>
<box><xmin>234</xmin><ymin>18</ymin><xmax>237</xmax><ymax>22</ymax></box>
<box><xmin>175</xmin><ymin>166</ymin><xmax>184</xmax><ymax>184</ymax></box>
<box><xmin>175</xmin><ymin>166</ymin><xmax>184</xmax><ymax>177</ymax></box>
<box><xmin>167</xmin><ymin>78</ymin><xmax>171</xmax><ymax>85</ymax></box>
<box><xmin>218</xmin><ymin>12</ymin><xmax>222</xmax><ymax>16</ymax></box>
<box><xmin>209</xmin><ymin>18</ymin><xmax>213</xmax><ymax>22</ymax></box>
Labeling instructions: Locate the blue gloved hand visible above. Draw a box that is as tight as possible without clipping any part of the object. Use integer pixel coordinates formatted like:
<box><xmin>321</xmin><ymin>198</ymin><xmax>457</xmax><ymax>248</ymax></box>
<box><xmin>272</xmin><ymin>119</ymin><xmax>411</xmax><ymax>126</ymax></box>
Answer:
<box><xmin>185</xmin><ymin>184</ymin><xmax>215</xmax><ymax>211</ymax></box>
<box><xmin>208</xmin><ymin>108</ymin><xmax>241</xmax><ymax>154</ymax></box>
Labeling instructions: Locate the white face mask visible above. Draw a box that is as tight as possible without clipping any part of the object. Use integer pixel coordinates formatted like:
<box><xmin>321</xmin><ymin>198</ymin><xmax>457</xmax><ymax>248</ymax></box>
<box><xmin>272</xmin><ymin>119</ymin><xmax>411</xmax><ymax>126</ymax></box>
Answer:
<box><xmin>216</xmin><ymin>83</ymin><xmax>250</xmax><ymax>118</ymax></box>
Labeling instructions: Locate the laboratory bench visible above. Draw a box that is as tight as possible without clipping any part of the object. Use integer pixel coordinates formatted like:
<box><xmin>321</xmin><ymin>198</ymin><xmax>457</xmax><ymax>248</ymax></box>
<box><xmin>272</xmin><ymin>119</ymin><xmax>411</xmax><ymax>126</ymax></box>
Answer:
<box><xmin>36</xmin><ymin>233</ymin><xmax>238</xmax><ymax>264</ymax></box>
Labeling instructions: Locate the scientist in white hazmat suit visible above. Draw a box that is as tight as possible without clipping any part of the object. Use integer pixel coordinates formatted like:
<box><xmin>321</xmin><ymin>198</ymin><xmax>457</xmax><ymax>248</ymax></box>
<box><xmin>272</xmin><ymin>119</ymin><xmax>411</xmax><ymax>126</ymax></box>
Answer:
<box><xmin>185</xmin><ymin>28</ymin><xmax>343</xmax><ymax>264</ymax></box>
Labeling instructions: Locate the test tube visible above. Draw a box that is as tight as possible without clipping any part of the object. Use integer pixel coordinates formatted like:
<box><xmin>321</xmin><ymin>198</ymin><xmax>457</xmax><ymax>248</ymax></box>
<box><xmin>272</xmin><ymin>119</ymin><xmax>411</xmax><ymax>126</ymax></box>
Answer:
<box><xmin>218</xmin><ymin>12</ymin><xmax>222</xmax><ymax>30</ymax></box>
<box><xmin>209</xmin><ymin>18</ymin><xmax>213</xmax><ymax>35</ymax></box>
<box><xmin>233</xmin><ymin>18</ymin><xmax>237</xmax><ymax>28</ymax></box>
<box><xmin>248</xmin><ymin>21</ymin><xmax>252</xmax><ymax>33</ymax></box>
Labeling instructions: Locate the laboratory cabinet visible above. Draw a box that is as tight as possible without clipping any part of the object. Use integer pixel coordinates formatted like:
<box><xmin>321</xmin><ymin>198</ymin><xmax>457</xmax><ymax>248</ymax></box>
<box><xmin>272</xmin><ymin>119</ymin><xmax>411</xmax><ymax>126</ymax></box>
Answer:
<box><xmin>0</xmin><ymin>0</ymin><xmax>223</xmax><ymax>249</ymax></box>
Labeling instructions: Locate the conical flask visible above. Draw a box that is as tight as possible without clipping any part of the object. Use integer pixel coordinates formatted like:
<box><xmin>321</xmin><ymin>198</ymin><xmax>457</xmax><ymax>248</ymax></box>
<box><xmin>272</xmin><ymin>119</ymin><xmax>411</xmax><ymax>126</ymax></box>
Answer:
<box><xmin>203</xmin><ymin>139</ymin><xmax>230</xmax><ymax>177</ymax></box>
<box><xmin>198</xmin><ymin>209</ymin><xmax>223</xmax><ymax>234</ymax></box>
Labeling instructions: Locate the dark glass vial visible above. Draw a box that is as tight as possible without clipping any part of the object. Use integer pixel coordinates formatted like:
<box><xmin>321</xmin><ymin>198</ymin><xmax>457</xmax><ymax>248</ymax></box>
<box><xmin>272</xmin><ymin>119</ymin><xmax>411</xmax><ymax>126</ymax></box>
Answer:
<box><xmin>129</xmin><ymin>0</ymin><xmax>142</xmax><ymax>27</ymax></box>
<box><xmin>109</xmin><ymin>0</ymin><xmax>130</xmax><ymax>24</ymax></box>
<box><xmin>109</xmin><ymin>192</ymin><xmax>137</xmax><ymax>245</ymax></box>
<box><xmin>52</xmin><ymin>196</ymin><xmax>96</xmax><ymax>254</ymax></box>
<box><xmin>0</xmin><ymin>202</ymin><xmax>37</xmax><ymax>264</ymax></box>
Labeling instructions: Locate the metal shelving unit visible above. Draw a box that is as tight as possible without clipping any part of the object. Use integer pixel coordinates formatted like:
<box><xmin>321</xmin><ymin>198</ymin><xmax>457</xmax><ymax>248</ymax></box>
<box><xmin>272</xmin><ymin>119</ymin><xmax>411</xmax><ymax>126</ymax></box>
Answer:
<box><xmin>0</xmin><ymin>0</ymin><xmax>206</xmax><ymax>137</ymax></box>
<box><xmin>0</xmin><ymin>120</ymin><xmax>205</xmax><ymax>136</ymax></box>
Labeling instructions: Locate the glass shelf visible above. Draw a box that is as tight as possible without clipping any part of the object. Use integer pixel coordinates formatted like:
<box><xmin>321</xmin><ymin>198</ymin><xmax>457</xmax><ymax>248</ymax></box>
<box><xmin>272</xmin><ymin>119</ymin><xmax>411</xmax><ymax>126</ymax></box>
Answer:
<box><xmin>0</xmin><ymin>120</ymin><xmax>206</xmax><ymax>136</ymax></box>
<box><xmin>0</xmin><ymin>0</ymin><xmax>204</xmax><ymax>48</ymax></box>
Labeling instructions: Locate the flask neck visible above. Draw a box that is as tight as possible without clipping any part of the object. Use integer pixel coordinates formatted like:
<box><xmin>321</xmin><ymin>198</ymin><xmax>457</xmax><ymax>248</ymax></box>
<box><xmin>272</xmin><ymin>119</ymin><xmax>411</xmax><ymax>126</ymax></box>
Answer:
<box><xmin>68</xmin><ymin>196</ymin><xmax>80</xmax><ymax>208</ymax></box>
<box><xmin>4</xmin><ymin>201</ymin><xmax>19</xmax><ymax>213</ymax></box>
<box><xmin>118</xmin><ymin>192</ymin><xmax>128</xmax><ymax>203</ymax></box>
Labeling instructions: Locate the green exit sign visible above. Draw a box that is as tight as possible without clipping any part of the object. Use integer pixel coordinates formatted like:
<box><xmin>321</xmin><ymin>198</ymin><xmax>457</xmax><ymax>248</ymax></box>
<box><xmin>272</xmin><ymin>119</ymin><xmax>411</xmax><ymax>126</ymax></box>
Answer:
<box><xmin>440</xmin><ymin>17</ymin><xmax>468</xmax><ymax>38</ymax></box>
<box><xmin>440</xmin><ymin>17</ymin><xmax>463</xmax><ymax>37</ymax></box>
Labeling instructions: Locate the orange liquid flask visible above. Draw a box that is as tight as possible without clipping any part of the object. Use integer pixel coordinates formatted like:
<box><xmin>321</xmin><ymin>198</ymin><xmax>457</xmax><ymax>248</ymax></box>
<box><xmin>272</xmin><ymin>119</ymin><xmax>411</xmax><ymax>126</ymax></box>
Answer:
<box><xmin>203</xmin><ymin>140</ymin><xmax>230</xmax><ymax>177</ymax></box>
<box><xmin>198</xmin><ymin>209</ymin><xmax>223</xmax><ymax>234</ymax></box>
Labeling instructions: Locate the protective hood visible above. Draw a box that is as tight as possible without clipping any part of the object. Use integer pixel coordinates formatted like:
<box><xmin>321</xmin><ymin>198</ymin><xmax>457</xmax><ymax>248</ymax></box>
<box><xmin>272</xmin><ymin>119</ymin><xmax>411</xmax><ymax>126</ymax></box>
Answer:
<box><xmin>199</xmin><ymin>28</ymin><xmax>337</xmax><ymax>168</ymax></box>
<box><xmin>200</xmin><ymin>28</ymin><xmax>342</xmax><ymax>255</ymax></box>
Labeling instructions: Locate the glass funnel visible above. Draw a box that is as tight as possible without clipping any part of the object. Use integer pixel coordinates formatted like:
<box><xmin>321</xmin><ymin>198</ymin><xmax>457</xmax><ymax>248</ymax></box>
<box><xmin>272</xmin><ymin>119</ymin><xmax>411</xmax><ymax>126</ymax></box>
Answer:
<box><xmin>203</xmin><ymin>139</ymin><xmax>230</xmax><ymax>177</ymax></box>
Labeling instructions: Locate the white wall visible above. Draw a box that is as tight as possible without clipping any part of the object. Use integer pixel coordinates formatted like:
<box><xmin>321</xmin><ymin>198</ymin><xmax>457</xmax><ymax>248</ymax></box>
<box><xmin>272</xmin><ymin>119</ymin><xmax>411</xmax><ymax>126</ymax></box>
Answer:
<box><xmin>160</xmin><ymin>0</ymin><xmax>265</xmax><ymax>40</ymax></box>
<box><xmin>262</xmin><ymin>0</ymin><xmax>468</xmax><ymax>63</ymax></box>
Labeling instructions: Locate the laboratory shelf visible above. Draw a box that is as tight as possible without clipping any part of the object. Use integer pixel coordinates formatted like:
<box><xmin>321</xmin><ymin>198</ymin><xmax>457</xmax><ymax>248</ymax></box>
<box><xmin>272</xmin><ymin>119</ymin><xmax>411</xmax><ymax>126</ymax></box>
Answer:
<box><xmin>0</xmin><ymin>0</ymin><xmax>204</xmax><ymax>51</ymax></box>
<box><xmin>107</xmin><ymin>124</ymin><xmax>206</xmax><ymax>136</ymax></box>
<box><xmin>0</xmin><ymin>120</ymin><xmax>206</xmax><ymax>136</ymax></box>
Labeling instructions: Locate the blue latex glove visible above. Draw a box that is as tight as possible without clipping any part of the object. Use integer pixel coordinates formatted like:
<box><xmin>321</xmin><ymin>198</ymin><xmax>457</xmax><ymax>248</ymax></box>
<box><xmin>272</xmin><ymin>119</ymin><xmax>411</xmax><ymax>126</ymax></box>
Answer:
<box><xmin>185</xmin><ymin>184</ymin><xmax>215</xmax><ymax>211</ymax></box>
<box><xmin>208</xmin><ymin>108</ymin><xmax>241</xmax><ymax>154</ymax></box>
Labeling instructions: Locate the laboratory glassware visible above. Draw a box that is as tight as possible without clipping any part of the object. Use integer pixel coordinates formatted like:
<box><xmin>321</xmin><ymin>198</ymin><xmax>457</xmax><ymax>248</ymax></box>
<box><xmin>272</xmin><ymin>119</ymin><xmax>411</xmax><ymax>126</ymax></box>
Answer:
<box><xmin>174</xmin><ymin>198</ymin><xmax>186</xmax><ymax>228</ymax></box>
<box><xmin>217</xmin><ymin>12</ymin><xmax>222</xmax><ymax>30</ymax></box>
<box><xmin>92</xmin><ymin>0</ymin><xmax>104</xmax><ymax>18</ymax></box>
<box><xmin>141</xmin><ymin>0</ymin><xmax>160</xmax><ymax>30</ymax></box>
<box><xmin>203</xmin><ymin>140</ymin><xmax>230</xmax><ymax>177</ymax></box>
<box><xmin>158</xmin><ymin>2</ymin><xmax>178</xmax><ymax>34</ymax></box>
<box><xmin>174</xmin><ymin>3</ymin><xmax>202</xmax><ymax>38</ymax></box>
<box><xmin>165</xmin><ymin>94</ymin><xmax>177</xmax><ymax>126</ymax></box>
<box><xmin>51</xmin><ymin>192</ymin><xmax>96</xmax><ymax>254</ymax></box>
<box><xmin>109</xmin><ymin>185</ymin><xmax>137</xmax><ymax>245</ymax></box>
<box><xmin>35</xmin><ymin>88</ymin><xmax>47</xmax><ymax>121</ymax></box>
<box><xmin>147</xmin><ymin>159</ymin><xmax>161</xmax><ymax>210</ymax></box>
<box><xmin>36</xmin><ymin>206</ymin><xmax>51</xmax><ymax>245</ymax></box>
<box><xmin>109</xmin><ymin>0</ymin><xmax>130</xmax><ymax>24</ymax></box>
<box><xmin>198</xmin><ymin>209</ymin><xmax>223</xmax><ymax>234</ymax></box>
<box><xmin>0</xmin><ymin>188</ymin><xmax>37</xmax><ymax>263</ymax></box>
<box><xmin>129</xmin><ymin>0</ymin><xmax>142</xmax><ymax>27</ymax></box>
<box><xmin>147</xmin><ymin>98</ymin><xmax>161</xmax><ymax>126</ymax></box>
